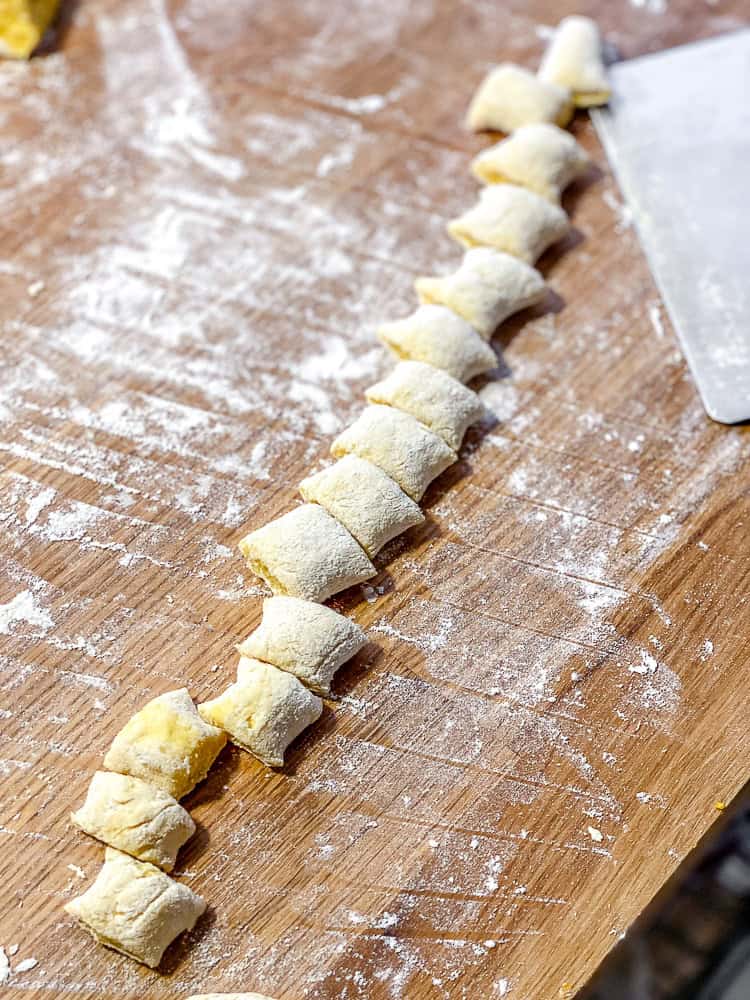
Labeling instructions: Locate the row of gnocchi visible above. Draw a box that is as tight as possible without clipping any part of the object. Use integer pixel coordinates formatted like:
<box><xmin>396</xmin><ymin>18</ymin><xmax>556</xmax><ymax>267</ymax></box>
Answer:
<box><xmin>64</xmin><ymin>598</ymin><xmax>368</xmax><ymax>970</ymax></box>
<box><xmin>62</xmin><ymin>14</ymin><xmax>609</xmax><ymax>991</ymax></box>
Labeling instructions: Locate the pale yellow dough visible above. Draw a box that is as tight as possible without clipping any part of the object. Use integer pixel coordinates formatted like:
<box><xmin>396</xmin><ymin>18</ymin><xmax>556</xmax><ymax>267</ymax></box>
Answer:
<box><xmin>377</xmin><ymin>304</ymin><xmax>497</xmax><ymax>383</ymax></box>
<box><xmin>416</xmin><ymin>248</ymin><xmax>546</xmax><ymax>340</ymax></box>
<box><xmin>65</xmin><ymin>847</ymin><xmax>205</xmax><ymax>968</ymax></box>
<box><xmin>103</xmin><ymin>688</ymin><xmax>227</xmax><ymax>801</ymax></box>
<box><xmin>300</xmin><ymin>454</ymin><xmax>424</xmax><ymax>558</ymax></box>
<box><xmin>199</xmin><ymin>657</ymin><xmax>323</xmax><ymax>767</ymax></box>
<box><xmin>237</xmin><ymin>595</ymin><xmax>367</xmax><ymax>696</ymax></box>
<box><xmin>366</xmin><ymin>361</ymin><xmax>485</xmax><ymax>451</ymax></box>
<box><xmin>448</xmin><ymin>185</ymin><xmax>570</xmax><ymax>264</ymax></box>
<box><xmin>238</xmin><ymin>503</ymin><xmax>376</xmax><ymax>603</ymax></box>
<box><xmin>71</xmin><ymin>771</ymin><xmax>195</xmax><ymax>871</ymax></box>
<box><xmin>331</xmin><ymin>404</ymin><xmax>456</xmax><ymax>502</ymax></box>
<box><xmin>466</xmin><ymin>63</ymin><xmax>572</xmax><ymax>133</ymax></box>
<box><xmin>471</xmin><ymin>123</ymin><xmax>590</xmax><ymax>203</ymax></box>
<box><xmin>539</xmin><ymin>15</ymin><xmax>610</xmax><ymax>108</ymax></box>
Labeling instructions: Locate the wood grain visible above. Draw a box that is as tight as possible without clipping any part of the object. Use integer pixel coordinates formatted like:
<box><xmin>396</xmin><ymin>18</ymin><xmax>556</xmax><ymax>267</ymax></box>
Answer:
<box><xmin>1</xmin><ymin>1</ymin><xmax>749</xmax><ymax>998</ymax></box>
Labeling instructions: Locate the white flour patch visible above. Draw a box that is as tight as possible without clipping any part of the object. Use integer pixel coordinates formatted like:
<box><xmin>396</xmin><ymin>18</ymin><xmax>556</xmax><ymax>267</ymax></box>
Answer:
<box><xmin>479</xmin><ymin>382</ymin><xmax>519</xmax><ymax>423</ymax></box>
<box><xmin>602</xmin><ymin>189</ymin><xmax>634</xmax><ymax>232</ymax></box>
<box><xmin>0</xmin><ymin>590</ymin><xmax>54</xmax><ymax>636</ymax></box>
<box><xmin>629</xmin><ymin>650</ymin><xmax>658</xmax><ymax>675</ymax></box>
<box><xmin>648</xmin><ymin>303</ymin><xmax>666</xmax><ymax>340</ymax></box>
<box><xmin>629</xmin><ymin>0</ymin><xmax>668</xmax><ymax>12</ymax></box>
<box><xmin>0</xmin><ymin>948</ymin><xmax>9</xmax><ymax>983</ymax></box>
<box><xmin>14</xmin><ymin>957</ymin><xmax>38</xmax><ymax>974</ymax></box>
<box><xmin>24</xmin><ymin>487</ymin><xmax>56</xmax><ymax>526</ymax></box>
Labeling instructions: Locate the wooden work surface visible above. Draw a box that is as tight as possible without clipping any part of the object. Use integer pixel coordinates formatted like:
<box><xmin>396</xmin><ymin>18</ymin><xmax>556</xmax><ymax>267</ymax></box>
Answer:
<box><xmin>1</xmin><ymin>1</ymin><xmax>749</xmax><ymax>998</ymax></box>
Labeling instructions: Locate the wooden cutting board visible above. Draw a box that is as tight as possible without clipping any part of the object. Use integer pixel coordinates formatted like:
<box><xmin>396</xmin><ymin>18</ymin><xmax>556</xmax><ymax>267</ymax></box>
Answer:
<box><xmin>1</xmin><ymin>1</ymin><xmax>749</xmax><ymax>998</ymax></box>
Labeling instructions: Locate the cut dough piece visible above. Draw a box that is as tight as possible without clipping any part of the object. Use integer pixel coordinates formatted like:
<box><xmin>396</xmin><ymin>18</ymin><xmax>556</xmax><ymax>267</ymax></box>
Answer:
<box><xmin>65</xmin><ymin>847</ymin><xmax>205</xmax><ymax>968</ymax></box>
<box><xmin>103</xmin><ymin>688</ymin><xmax>227</xmax><ymax>801</ymax></box>
<box><xmin>448</xmin><ymin>186</ymin><xmax>570</xmax><ymax>264</ymax></box>
<box><xmin>0</xmin><ymin>0</ymin><xmax>60</xmax><ymax>59</ymax></box>
<box><xmin>416</xmin><ymin>248</ymin><xmax>546</xmax><ymax>340</ymax></box>
<box><xmin>466</xmin><ymin>63</ymin><xmax>573</xmax><ymax>133</ymax></box>
<box><xmin>71</xmin><ymin>771</ymin><xmax>195</xmax><ymax>872</ymax></box>
<box><xmin>539</xmin><ymin>15</ymin><xmax>610</xmax><ymax>108</ymax></box>
<box><xmin>300</xmin><ymin>455</ymin><xmax>424</xmax><ymax>558</ymax></box>
<box><xmin>471</xmin><ymin>123</ymin><xmax>590</xmax><ymax>203</ymax></box>
<box><xmin>237</xmin><ymin>595</ymin><xmax>366</xmax><ymax>696</ymax></box>
<box><xmin>366</xmin><ymin>361</ymin><xmax>485</xmax><ymax>451</ymax></box>
<box><xmin>238</xmin><ymin>503</ymin><xmax>376</xmax><ymax>603</ymax></box>
<box><xmin>331</xmin><ymin>404</ymin><xmax>456</xmax><ymax>502</ymax></box>
<box><xmin>198</xmin><ymin>657</ymin><xmax>323</xmax><ymax>767</ymax></box>
<box><xmin>378</xmin><ymin>304</ymin><xmax>497</xmax><ymax>383</ymax></box>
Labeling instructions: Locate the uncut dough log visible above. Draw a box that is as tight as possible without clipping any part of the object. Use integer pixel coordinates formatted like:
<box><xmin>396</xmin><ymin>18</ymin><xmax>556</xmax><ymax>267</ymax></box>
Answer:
<box><xmin>448</xmin><ymin>186</ymin><xmax>570</xmax><ymax>264</ymax></box>
<box><xmin>471</xmin><ymin>123</ymin><xmax>590</xmax><ymax>203</ymax></box>
<box><xmin>64</xmin><ymin>847</ymin><xmax>205</xmax><ymax>968</ymax></box>
<box><xmin>238</xmin><ymin>503</ymin><xmax>376</xmax><ymax>603</ymax></box>
<box><xmin>331</xmin><ymin>404</ymin><xmax>456</xmax><ymax>502</ymax></box>
<box><xmin>71</xmin><ymin>771</ymin><xmax>195</xmax><ymax>871</ymax></box>
<box><xmin>366</xmin><ymin>361</ymin><xmax>485</xmax><ymax>451</ymax></box>
<box><xmin>416</xmin><ymin>248</ymin><xmax>546</xmax><ymax>340</ymax></box>
<box><xmin>300</xmin><ymin>455</ymin><xmax>424</xmax><ymax>558</ymax></box>
<box><xmin>237</xmin><ymin>595</ymin><xmax>367</xmax><ymax>696</ymax></box>
<box><xmin>377</xmin><ymin>304</ymin><xmax>498</xmax><ymax>383</ymax></box>
<box><xmin>198</xmin><ymin>657</ymin><xmax>323</xmax><ymax>767</ymax></box>
<box><xmin>539</xmin><ymin>15</ymin><xmax>610</xmax><ymax>108</ymax></box>
<box><xmin>103</xmin><ymin>688</ymin><xmax>227</xmax><ymax>801</ymax></box>
<box><xmin>466</xmin><ymin>63</ymin><xmax>573</xmax><ymax>132</ymax></box>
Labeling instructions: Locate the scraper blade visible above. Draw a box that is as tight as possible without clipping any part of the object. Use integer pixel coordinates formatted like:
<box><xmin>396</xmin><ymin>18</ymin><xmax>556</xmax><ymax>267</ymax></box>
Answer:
<box><xmin>592</xmin><ymin>29</ymin><xmax>750</xmax><ymax>425</ymax></box>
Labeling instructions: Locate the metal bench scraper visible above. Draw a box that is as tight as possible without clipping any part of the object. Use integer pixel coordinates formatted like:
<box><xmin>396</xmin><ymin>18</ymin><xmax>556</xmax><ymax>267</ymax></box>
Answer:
<box><xmin>591</xmin><ymin>29</ymin><xmax>750</xmax><ymax>425</ymax></box>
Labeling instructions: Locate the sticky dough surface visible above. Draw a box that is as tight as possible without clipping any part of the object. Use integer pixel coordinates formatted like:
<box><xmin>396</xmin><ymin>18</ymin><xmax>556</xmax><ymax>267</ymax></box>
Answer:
<box><xmin>102</xmin><ymin>688</ymin><xmax>227</xmax><ymax>800</ymax></box>
<box><xmin>198</xmin><ymin>657</ymin><xmax>323</xmax><ymax>767</ymax></box>
<box><xmin>300</xmin><ymin>454</ymin><xmax>424</xmax><ymax>558</ymax></box>
<box><xmin>448</xmin><ymin>185</ymin><xmax>570</xmax><ymax>264</ymax></box>
<box><xmin>71</xmin><ymin>771</ymin><xmax>195</xmax><ymax>871</ymax></box>
<box><xmin>538</xmin><ymin>15</ymin><xmax>610</xmax><ymax>108</ymax></box>
<box><xmin>466</xmin><ymin>63</ymin><xmax>573</xmax><ymax>133</ymax></box>
<box><xmin>416</xmin><ymin>248</ymin><xmax>546</xmax><ymax>340</ymax></box>
<box><xmin>366</xmin><ymin>361</ymin><xmax>485</xmax><ymax>451</ymax></box>
<box><xmin>377</xmin><ymin>304</ymin><xmax>498</xmax><ymax>383</ymax></box>
<box><xmin>64</xmin><ymin>847</ymin><xmax>205</xmax><ymax>968</ymax></box>
<box><xmin>238</xmin><ymin>595</ymin><xmax>367</xmax><ymax>696</ymax></box>
<box><xmin>471</xmin><ymin>122</ymin><xmax>590</xmax><ymax>203</ymax></box>
<box><xmin>331</xmin><ymin>404</ymin><xmax>456</xmax><ymax>502</ymax></box>
<box><xmin>238</xmin><ymin>503</ymin><xmax>376</xmax><ymax>603</ymax></box>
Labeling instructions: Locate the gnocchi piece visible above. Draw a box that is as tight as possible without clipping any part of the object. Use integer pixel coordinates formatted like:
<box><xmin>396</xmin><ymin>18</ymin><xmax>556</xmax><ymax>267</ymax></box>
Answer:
<box><xmin>466</xmin><ymin>63</ymin><xmax>573</xmax><ymax>133</ymax></box>
<box><xmin>471</xmin><ymin>123</ymin><xmax>590</xmax><ymax>203</ymax></box>
<box><xmin>238</xmin><ymin>503</ymin><xmax>376</xmax><ymax>603</ymax></box>
<box><xmin>198</xmin><ymin>657</ymin><xmax>323</xmax><ymax>767</ymax></box>
<box><xmin>103</xmin><ymin>688</ymin><xmax>227</xmax><ymax>801</ymax></box>
<box><xmin>416</xmin><ymin>248</ymin><xmax>546</xmax><ymax>341</ymax></box>
<box><xmin>300</xmin><ymin>455</ymin><xmax>424</xmax><ymax>558</ymax></box>
<box><xmin>331</xmin><ymin>404</ymin><xmax>456</xmax><ymax>502</ymax></box>
<box><xmin>539</xmin><ymin>15</ymin><xmax>610</xmax><ymax>108</ymax></box>
<box><xmin>71</xmin><ymin>771</ymin><xmax>195</xmax><ymax>872</ymax></box>
<box><xmin>366</xmin><ymin>361</ymin><xmax>485</xmax><ymax>452</ymax></box>
<box><xmin>448</xmin><ymin>185</ymin><xmax>570</xmax><ymax>264</ymax></box>
<box><xmin>237</xmin><ymin>595</ymin><xmax>366</xmax><ymax>696</ymax></box>
<box><xmin>65</xmin><ymin>847</ymin><xmax>205</xmax><ymax>968</ymax></box>
<box><xmin>377</xmin><ymin>304</ymin><xmax>498</xmax><ymax>383</ymax></box>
